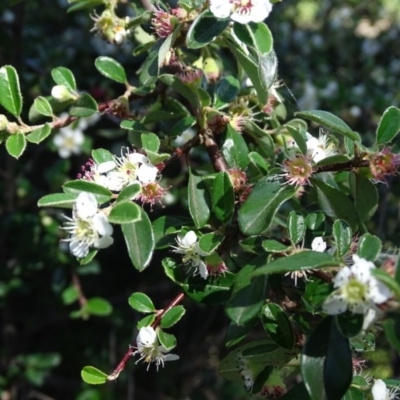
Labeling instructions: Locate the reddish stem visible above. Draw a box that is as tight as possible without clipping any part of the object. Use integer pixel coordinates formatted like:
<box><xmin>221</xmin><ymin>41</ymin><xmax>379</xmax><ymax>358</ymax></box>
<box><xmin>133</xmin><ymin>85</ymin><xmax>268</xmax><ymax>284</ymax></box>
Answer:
<box><xmin>107</xmin><ymin>292</ymin><xmax>185</xmax><ymax>380</ymax></box>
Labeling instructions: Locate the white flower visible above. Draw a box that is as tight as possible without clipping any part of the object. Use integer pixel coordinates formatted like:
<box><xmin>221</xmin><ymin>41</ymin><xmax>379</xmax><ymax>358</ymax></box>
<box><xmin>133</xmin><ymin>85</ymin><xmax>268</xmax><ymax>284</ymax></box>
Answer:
<box><xmin>53</xmin><ymin>113</ymin><xmax>99</xmax><ymax>158</ymax></box>
<box><xmin>323</xmin><ymin>255</ymin><xmax>391</xmax><ymax>315</ymax></box>
<box><xmin>311</xmin><ymin>237</ymin><xmax>327</xmax><ymax>252</ymax></box>
<box><xmin>172</xmin><ymin>231</ymin><xmax>208</xmax><ymax>279</ymax></box>
<box><xmin>306</xmin><ymin>131</ymin><xmax>336</xmax><ymax>163</ymax></box>
<box><xmin>134</xmin><ymin>326</ymin><xmax>179</xmax><ymax>370</ymax></box>
<box><xmin>62</xmin><ymin>192</ymin><xmax>113</xmax><ymax>258</ymax></box>
<box><xmin>53</xmin><ymin>126</ymin><xmax>84</xmax><ymax>158</ymax></box>
<box><xmin>210</xmin><ymin>0</ymin><xmax>273</xmax><ymax>24</ymax></box>
<box><xmin>372</xmin><ymin>379</ymin><xmax>399</xmax><ymax>400</ymax></box>
<box><xmin>114</xmin><ymin>150</ymin><xmax>159</xmax><ymax>187</ymax></box>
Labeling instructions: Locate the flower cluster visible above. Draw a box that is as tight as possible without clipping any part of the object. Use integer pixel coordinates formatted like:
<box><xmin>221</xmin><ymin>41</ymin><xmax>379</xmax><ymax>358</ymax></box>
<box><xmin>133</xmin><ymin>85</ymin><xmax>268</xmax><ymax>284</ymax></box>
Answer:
<box><xmin>133</xmin><ymin>326</ymin><xmax>179</xmax><ymax>370</ymax></box>
<box><xmin>323</xmin><ymin>255</ymin><xmax>391</xmax><ymax>316</ymax></box>
<box><xmin>62</xmin><ymin>192</ymin><xmax>113</xmax><ymax>258</ymax></box>
<box><xmin>172</xmin><ymin>231</ymin><xmax>209</xmax><ymax>279</ymax></box>
<box><xmin>79</xmin><ymin>148</ymin><xmax>165</xmax><ymax>205</ymax></box>
<box><xmin>210</xmin><ymin>0</ymin><xmax>273</xmax><ymax>24</ymax></box>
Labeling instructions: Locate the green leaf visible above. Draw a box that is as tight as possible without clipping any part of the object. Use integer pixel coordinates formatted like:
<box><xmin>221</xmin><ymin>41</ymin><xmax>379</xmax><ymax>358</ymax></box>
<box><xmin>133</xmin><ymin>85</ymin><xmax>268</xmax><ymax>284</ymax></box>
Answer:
<box><xmin>198</xmin><ymin>233</ymin><xmax>224</xmax><ymax>255</ymax></box>
<box><xmin>94</xmin><ymin>56</ymin><xmax>127</xmax><ymax>84</ymax></box>
<box><xmin>224</xmin><ymin>36</ymin><xmax>268</xmax><ymax>104</ymax></box>
<box><xmin>51</xmin><ymin>66</ymin><xmax>76</xmax><ymax>92</ymax></box>
<box><xmin>81</xmin><ymin>366</ymin><xmax>108</xmax><ymax>385</ymax></box>
<box><xmin>33</xmin><ymin>96</ymin><xmax>53</xmax><ymax>117</ymax></box>
<box><xmin>301</xmin><ymin>316</ymin><xmax>352</xmax><ymax>400</ymax></box>
<box><xmin>384</xmin><ymin>314</ymin><xmax>400</xmax><ymax>354</ymax></box>
<box><xmin>61</xmin><ymin>286</ymin><xmax>79</xmax><ymax>305</ymax></box>
<box><xmin>262</xmin><ymin>239</ymin><xmax>289</xmax><ymax>253</ymax></box>
<box><xmin>256</xmin><ymin>49</ymin><xmax>278</xmax><ymax>92</ymax></box>
<box><xmin>128</xmin><ymin>292</ymin><xmax>155</xmax><ymax>313</ymax></box>
<box><xmin>117</xmin><ymin>182</ymin><xmax>142</xmax><ymax>203</ymax></box>
<box><xmin>170</xmin><ymin>116</ymin><xmax>196</xmax><ymax>138</ymax></box>
<box><xmin>0</xmin><ymin>65</ymin><xmax>23</xmax><ymax>117</ymax></box>
<box><xmin>69</xmin><ymin>93</ymin><xmax>98</xmax><ymax>117</ymax></box>
<box><xmin>80</xmin><ymin>250</ymin><xmax>97</xmax><ymax>265</ymax></box>
<box><xmin>357</xmin><ymin>233</ymin><xmax>381</xmax><ymax>261</ymax></box>
<box><xmin>157</xmin><ymin>330</ymin><xmax>176</xmax><ymax>351</ymax></box>
<box><xmin>26</xmin><ymin>123</ymin><xmax>51</xmax><ymax>144</ymax></box>
<box><xmin>221</xmin><ymin>125</ymin><xmax>249</xmax><ymax>170</ymax></box>
<box><xmin>108</xmin><ymin>202</ymin><xmax>141</xmax><ymax>224</ymax></box>
<box><xmin>160</xmin><ymin>305</ymin><xmax>186</xmax><ymax>328</ymax></box>
<box><xmin>295</xmin><ymin>110</ymin><xmax>360</xmax><ymax>141</ymax></box>
<box><xmin>342</xmin><ymin>387</ymin><xmax>366</xmax><ymax>400</ymax></box>
<box><xmin>91</xmin><ymin>148</ymin><xmax>114</xmax><ymax>164</ymax></box>
<box><xmin>212</xmin><ymin>171</ymin><xmax>234</xmax><ymax>223</ymax></box>
<box><xmin>6</xmin><ymin>133</ymin><xmax>26</xmax><ymax>159</ymax></box>
<box><xmin>85</xmin><ymin>298</ymin><xmax>113</xmax><ymax>316</ymax></box>
<box><xmin>238</xmin><ymin>178</ymin><xmax>296</xmax><ymax>235</ymax></box>
<box><xmin>141</xmin><ymin>132</ymin><xmax>160</xmax><ymax>153</ymax></box>
<box><xmin>186</xmin><ymin>10</ymin><xmax>229</xmax><ymax>49</ymax></box>
<box><xmin>312</xmin><ymin>178</ymin><xmax>358</xmax><ymax>232</ymax></box>
<box><xmin>122</xmin><ymin>208</ymin><xmax>154</xmax><ymax>271</ymax></box>
<box><xmin>349</xmin><ymin>172</ymin><xmax>378</xmax><ymax>223</ymax></box>
<box><xmin>336</xmin><ymin>313</ymin><xmax>364</xmax><ymax>338</ymax></box>
<box><xmin>152</xmin><ymin>215</ymin><xmax>192</xmax><ymax>249</ymax></box>
<box><xmin>188</xmin><ymin>168</ymin><xmax>211</xmax><ymax>229</ymax></box>
<box><xmin>162</xmin><ymin>257</ymin><xmax>235</xmax><ymax>305</ymax></box>
<box><xmin>287</xmin><ymin>211</ymin><xmax>306</xmax><ymax>245</ymax></box>
<box><xmin>248</xmin><ymin>151</ymin><xmax>269</xmax><ymax>175</ymax></box>
<box><xmin>262</xmin><ymin>303</ymin><xmax>294</xmax><ymax>349</ymax></box>
<box><xmin>376</xmin><ymin>106</ymin><xmax>400</xmax><ymax>144</ymax></box>
<box><xmin>225</xmin><ymin>319</ymin><xmax>258</xmax><ymax>348</ymax></box>
<box><xmin>332</xmin><ymin>219</ymin><xmax>352</xmax><ymax>258</ymax></box>
<box><xmin>226</xmin><ymin>258</ymin><xmax>268</xmax><ymax>325</ymax></box>
<box><xmin>159</xmin><ymin>74</ymin><xmax>200</xmax><ymax>110</ymax></box>
<box><xmin>305</xmin><ymin>212</ymin><xmax>325</xmax><ymax>230</ymax></box>
<box><xmin>252</xmin><ymin>251</ymin><xmax>340</xmax><ymax>276</ymax></box>
<box><xmin>233</xmin><ymin>22</ymin><xmax>273</xmax><ymax>55</ymax></box>
<box><xmin>37</xmin><ymin>193</ymin><xmax>76</xmax><ymax>208</ymax></box>
<box><xmin>214</xmin><ymin>76</ymin><xmax>240</xmax><ymax>109</ymax></box>
<box><xmin>62</xmin><ymin>180</ymin><xmax>112</xmax><ymax>204</ymax></box>
<box><xmin>139</xmin><ymin>26</ymin><xmax>182</xmax><ymax>86</ymax></box>
<box><xmin>137</xmin><ymin>314</ymin><xmax>156</xmax><ymax>329</ymax></box>
<box><xmin>286</xmin><ymin>125</ymin><xmax>307</xmax><ymax>155</ymax></box>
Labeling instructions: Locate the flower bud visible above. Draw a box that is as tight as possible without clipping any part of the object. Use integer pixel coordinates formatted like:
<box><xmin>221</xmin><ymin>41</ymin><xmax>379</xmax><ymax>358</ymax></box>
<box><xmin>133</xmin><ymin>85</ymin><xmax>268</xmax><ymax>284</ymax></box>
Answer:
<box><xmin>51</xmin><ymin>85</ymin><xmax>76</xmax><ymax>102</ymax></box>
<box><xmin>203</xmin><ymin>57</ymin><xmax>221</xmax><ymax>82</ymax></box>
<box><xmin>0</xmin><ymin>114</ymin><xmax>8</xmax><ymax>131</ymax></box>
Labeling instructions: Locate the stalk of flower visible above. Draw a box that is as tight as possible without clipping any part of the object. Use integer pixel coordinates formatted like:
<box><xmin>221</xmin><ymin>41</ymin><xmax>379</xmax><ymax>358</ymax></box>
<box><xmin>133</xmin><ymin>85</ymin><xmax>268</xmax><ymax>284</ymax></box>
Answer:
<box><xmin>62</xmin><ymin>192</ymin><xmax>114</xmax><ymax>258</ymax></box>
<box><xmin>323</xmin><ymin>255</ymin><xmax>392</xmax><ymax>316</ymax></box>
<box><xmin>133</xmin><ymin>326</ymin><xmax>179</xmax><ymax>370</ymax></box>
<box><xmin>172</xmin><ymin>231</ymin><xmax>209</xmax><ymax>279</ymax></box>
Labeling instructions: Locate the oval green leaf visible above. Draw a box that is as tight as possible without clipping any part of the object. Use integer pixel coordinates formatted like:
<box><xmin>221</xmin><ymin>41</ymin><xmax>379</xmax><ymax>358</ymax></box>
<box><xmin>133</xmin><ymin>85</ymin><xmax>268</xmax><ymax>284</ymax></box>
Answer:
<box><xmin>95</xmin><ymin>56</ymin><xmax>127</xmax><ymax>84</ymax></box>
<box><xmin>357</xmin><ymin>233</ymin><xmax>381</xmax><ymax>261</ymax></box>
<box><xmin>222</xmin><ymin>125</ymin><xmax>249</xmax><ymax>170</ymax></box>
<box><xmin>186</xmin><ymin>10</ymin><xmax>229</xmax><ymax>49</ymax></box>
<box><xmin>51</xmin><ymin>66</ymin><xmax>76</xmax><ymax>92</ymax></box>
<box><xmin>332</xmin><ymin>219</ymin><xmax>352</xmax><ymax>258</ymax></box>
<box><xmin>6</xmin><ymin>133</ymin><xmax>26</xmax><ymax>159</ymax></box>
<box><xmin>212</xmin><ymin>171</ymin><xmax>234</xmax><ymax>223</ymax></box>
<box><xmin>81</xmin><ymin>366</ymin><xmax>108</xmax><ymax>385</ymax></box>
<box><xmin>69</xmin><ymin>93</ymin><xmax>98</xmax><ymax>117</ymax></box>
<box><xmin>239</xmin><ymin>178</ymin><xmax>296</xmax><ymax>235</ymax></box>
<box><xmin>160</xmin><ymin>305</ymin><xmax>186</xmax><ymax>329</ymax></box>
<box><xmin>0</xmin><ymin>65</ymin><xmax>23</xmax><ymax>117</ymax></box>
<box><xmin>62</xmin><ymin>180</ymin><xmax>112</xmax><ymax>204</ymax></box>
<box><xmin>34</xmin><ymin>96</ymin><xmax>53</xmax><ymax>117</ymax></box>
<box><xmin>287</xmin><ymin>211</ymin><xmax>306</xmax><ymax>245</ymax></box>
<box><xmin>38</xmin><ymin>192</ymin><xmax>76</xmax><ymax>208</ymax></box>
<box><xmin>85</xmin><ymin>297</ymin><xmax>113</xmax><ymax>316</ymax></box>
<box><xmin>188</xmin><ymin>168</ymin><xmax>211</xmax><ymax>229</ymax></box>
<box><xmin>295</xmin><ymin>110</ymin><xmax>359</xmax><ymax>141</ymax></box>
<box><xmin>122</xmin><ymin>208</ymin><xmax>154</xmax><ymax>271</ymax></box>
<box><xmin>108</xmin><ymin>201</ymin><xmax>141</xmax><ymax>224</ymax></box>
<box><xmin>376</xmin><ymin>106</ymin><xmax>400</xmax><ymax>144</ymax></box>
<box><xmin>26</xmin><ymin>123</ymin><xmax>51</xmax><ymax>144</ymax></box>
<box><xmin>233</xmin><ymin>22</ymin><xmax>273</xmax><ymax>55</ymax></box>
<box><xmin>128</xmin><ymin>292</ymin><xmax>155</xmax><ymax>313</ymax></box>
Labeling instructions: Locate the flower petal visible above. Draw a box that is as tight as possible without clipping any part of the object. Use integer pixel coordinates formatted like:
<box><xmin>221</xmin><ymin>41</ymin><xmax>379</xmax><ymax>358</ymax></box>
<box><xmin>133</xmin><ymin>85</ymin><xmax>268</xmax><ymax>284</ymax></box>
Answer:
<box><xmin>75</xmin><ymin>192</ymin><xmax>98</xmax><ymax>219</ymax></box>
